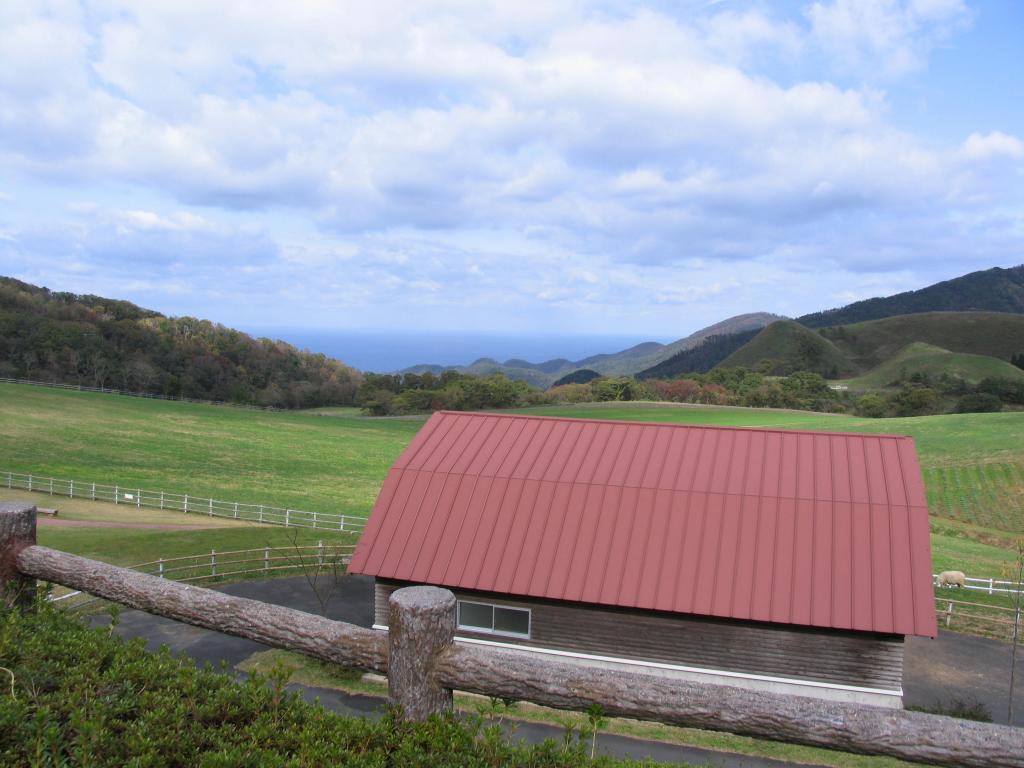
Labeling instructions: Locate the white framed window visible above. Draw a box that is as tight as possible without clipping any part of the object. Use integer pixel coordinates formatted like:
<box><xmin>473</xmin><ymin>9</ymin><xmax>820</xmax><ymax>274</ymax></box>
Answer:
<box><xmin>457</xmin><ymin>600</ymin><xmax>531</xmax><ymax>639</ymax></box>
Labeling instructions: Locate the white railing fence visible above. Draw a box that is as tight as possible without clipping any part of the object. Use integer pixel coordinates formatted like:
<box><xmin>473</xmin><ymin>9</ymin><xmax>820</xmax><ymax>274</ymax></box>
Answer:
<box><xmin>49</xmin><ymin>542</ymin><xmax>356</xmax><ymax>609</ymax></box>
<box><xmin>0</xmin><ymin>376</ymin><xmax>283</xmax><ymax>411</ymax></box>
<box><xmin>3</xmin><ymin>470</ymin><xmax>366</xmax><ymax>534</ymax></box>
<box><xmin>933</xmin><ymin>573</ymin><xmax>1024</xmax><ymax>595</ymax></box>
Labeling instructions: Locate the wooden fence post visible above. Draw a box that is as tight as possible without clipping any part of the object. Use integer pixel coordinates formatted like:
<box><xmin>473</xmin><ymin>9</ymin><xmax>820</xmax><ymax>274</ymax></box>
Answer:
<box><xmin>0</xmin><ymin>502</ymin><xmax>37</xmax><ymax>609</ymax></box>
<box><xmin>388</xmin><ymin>585</ymin><xmax>456</xmax><ymax>721</ymax></box>
<box><xmin>946</xmin><ymin>602</ymin><xmax>953</xmax><ymax>627</ymax></box>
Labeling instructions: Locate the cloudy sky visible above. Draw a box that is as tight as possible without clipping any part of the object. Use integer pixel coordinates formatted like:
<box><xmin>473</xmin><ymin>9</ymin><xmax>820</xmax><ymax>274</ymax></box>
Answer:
<box><xmin>2</xmin><ymin>0</ymin><xmax>1022</xmax><ymax>338</ymax></box>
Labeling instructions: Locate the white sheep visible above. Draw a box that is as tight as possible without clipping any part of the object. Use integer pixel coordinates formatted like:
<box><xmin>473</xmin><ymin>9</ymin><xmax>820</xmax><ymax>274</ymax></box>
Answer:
<box><xmin>937</xmin><ymin>570</ymin><xmax>966</xmax><ymax>588</ymax></box>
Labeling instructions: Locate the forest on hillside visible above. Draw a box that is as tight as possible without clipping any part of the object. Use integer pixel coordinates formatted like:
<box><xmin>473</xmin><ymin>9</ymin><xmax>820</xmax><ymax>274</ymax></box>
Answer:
<box><xmin>0</xmin><ymin>278</ymin><xmax>360</xmax><ymax>408</ymax></box>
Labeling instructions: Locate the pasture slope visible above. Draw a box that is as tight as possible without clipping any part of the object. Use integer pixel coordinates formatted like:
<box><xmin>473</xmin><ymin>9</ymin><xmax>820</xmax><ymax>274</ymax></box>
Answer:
<box><xmin>0</xmin><ymin>382</ymin><xmax>420</xmax><ymax>516</ymax></box>
<box><xmin>839</xmin><ymin>342</ymin><xmax>1024</xmax><ymax>390</ymax></box>
<box><xmin>2</xmin><ymin>381</ymin><xmax>1022</xmax><ymax>580</ymax></box>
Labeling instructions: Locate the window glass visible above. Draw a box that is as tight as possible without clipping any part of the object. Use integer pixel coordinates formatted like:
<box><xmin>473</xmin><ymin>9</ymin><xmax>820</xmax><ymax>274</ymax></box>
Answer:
<box><xmin>458</xmin><ymin>601</ymin><xmax>493</xmax><ymax>630</ymax></box>
<box><xmin>494</xmin><ymin>606</ymin><xmax>530</xmax><ymax>636</ymax></box>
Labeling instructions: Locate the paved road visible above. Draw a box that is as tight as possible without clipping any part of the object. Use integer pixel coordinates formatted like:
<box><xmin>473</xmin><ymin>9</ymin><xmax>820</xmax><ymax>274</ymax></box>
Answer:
<box><xmin>91</xmin><ymin>575</ymin><xmax>828</xmax><ymax>768</ymax></box>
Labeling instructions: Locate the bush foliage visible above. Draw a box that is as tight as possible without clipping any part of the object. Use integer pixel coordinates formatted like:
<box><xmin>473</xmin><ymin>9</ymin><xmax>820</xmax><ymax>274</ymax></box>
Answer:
<box><xmin>0</xmin><ymin>602</ymin><xmax>666</xmax><ymax>767</ymax></box>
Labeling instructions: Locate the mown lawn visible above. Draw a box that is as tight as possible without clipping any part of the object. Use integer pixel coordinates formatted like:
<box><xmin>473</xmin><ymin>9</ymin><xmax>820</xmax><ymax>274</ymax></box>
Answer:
<box><xmin>0</xmin><ymin>382</ymin><xmax>422</xmax><ymax>519</ymax></box>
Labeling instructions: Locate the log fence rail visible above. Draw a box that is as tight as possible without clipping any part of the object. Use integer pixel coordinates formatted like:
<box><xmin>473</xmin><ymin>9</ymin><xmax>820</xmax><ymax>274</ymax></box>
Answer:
<box><xmin>3</xmin><ymin>501</ymin><xmax>1023</xmax><ymax>767</ymax></box>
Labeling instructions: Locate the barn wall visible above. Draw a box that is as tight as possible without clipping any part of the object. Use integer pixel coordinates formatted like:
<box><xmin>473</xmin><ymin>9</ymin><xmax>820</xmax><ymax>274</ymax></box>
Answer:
<box><xmin>374</xmin><ymin>579</ymin><xmax>904</xmax><ymax>692</ymax></box>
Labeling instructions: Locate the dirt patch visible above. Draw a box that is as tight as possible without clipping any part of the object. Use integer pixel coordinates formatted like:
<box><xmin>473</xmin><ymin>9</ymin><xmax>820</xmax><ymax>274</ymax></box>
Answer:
<box><xmin>37</xmin><ymin>518</ymin><xmax>220</xmax><ymax>531</ymax></box>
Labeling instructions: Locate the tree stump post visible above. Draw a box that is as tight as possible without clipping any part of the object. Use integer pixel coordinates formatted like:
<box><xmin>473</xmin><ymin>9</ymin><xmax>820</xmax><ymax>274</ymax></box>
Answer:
<box><xmin>0</xmin><ymin>502</ymin><xmax>37</xmax><ymax>609</ymax></box>
<box><xmin>388</xmin><ymin>585</ymin><xmax>456</xmax><ymax>720</ymax></box>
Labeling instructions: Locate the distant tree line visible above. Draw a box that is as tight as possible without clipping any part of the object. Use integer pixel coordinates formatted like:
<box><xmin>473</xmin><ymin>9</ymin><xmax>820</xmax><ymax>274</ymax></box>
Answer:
<box><xmin>357</xmin><ymin>371</ymin><xmax>549</xmax><ymax>415</ymax></box>
<box><xmin>550</xmin><ymin>368</ymin><xmax>845</xmax><ymax>412</ymax></box>
<box><xmin>0</xmin><ymin>278</ymin><xmax>360</xmax><ymax>409</ymax></box>
<box><xmin>853</xmin><ymin>370</ymin><xmax>1024</xmax><ymax>418</ymax></box>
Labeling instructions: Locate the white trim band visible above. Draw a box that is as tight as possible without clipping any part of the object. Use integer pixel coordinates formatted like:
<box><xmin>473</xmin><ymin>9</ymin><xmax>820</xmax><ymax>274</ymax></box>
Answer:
<box><xmin>370</xmin><ymin>623</ymin><xmax>902</xmax><ymax>698</ymax></box>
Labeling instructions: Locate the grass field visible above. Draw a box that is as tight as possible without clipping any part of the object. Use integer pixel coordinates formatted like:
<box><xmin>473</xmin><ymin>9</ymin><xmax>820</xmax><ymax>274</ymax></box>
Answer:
<box><xmin>0</xmin><ymin>488</ymin><xmax>356</xmax><ymax>567</ymax></box>
<box><xmin>3</xmin><ymin>382</ymin><xmax>1023</xmax><ymax>578</ymax></box>
<box><xmin>0</xmin><ymin>382</ymin><xmax>421</xmax><ymax>519</ymax></box>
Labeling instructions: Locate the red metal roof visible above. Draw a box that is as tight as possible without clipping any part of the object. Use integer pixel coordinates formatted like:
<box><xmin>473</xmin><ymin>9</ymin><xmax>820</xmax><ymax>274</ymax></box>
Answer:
<box><xmin>350</xmin><ymin>411</ymin><xmax>937</xmax><ymax>637</ymax></box>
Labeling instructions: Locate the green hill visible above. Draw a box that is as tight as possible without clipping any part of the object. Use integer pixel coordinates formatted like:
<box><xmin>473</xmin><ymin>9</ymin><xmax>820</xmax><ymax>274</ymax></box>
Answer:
<box><xmin>636</xmin><ymin>329</ymin><xmax>760</xmax><ymax>378</ymax></box>
<box><xmin>0</xmin><ymin>277</ymin><xmax>360</xmax><ymax>408</ymax></box>
<box><xmin>841</xmin><ymin>342</ymin><xmax>1024</xmax><ymax>390</ymax></box>
<box><xmin>717</xmin><ymin>320</ymin><xmax>857</xmax><ymax>377</ymax></box>
<box><xmin>820</xmin><ymin>311</ymin><xmax>1024</xmax><ymax>370</ymax></box>
<box><xmin>799</xmin><ymin>264</ymin><xmax>1024</xmax><ymax>328</ymax></box>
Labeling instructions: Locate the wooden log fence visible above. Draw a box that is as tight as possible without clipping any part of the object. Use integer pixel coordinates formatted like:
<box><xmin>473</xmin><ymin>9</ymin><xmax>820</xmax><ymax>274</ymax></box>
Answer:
<box><xmin>2</xmin><ymin>502</ymin><xmax>1023</xmax><ymax>767</ymax></box>
<box><xmin>3</xmin><ymin>469</ymin><xmax>365</xmax><ymax>534</ymax></box>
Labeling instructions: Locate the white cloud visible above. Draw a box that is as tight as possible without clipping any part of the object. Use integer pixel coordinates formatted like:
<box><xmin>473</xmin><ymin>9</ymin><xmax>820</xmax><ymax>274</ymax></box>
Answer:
<box><xmin>806</xmin><ymin>0</ymin><xmax>970</xmax><ymax>76</ymax></box>
<box><xmin>960</xmin><ymin>131</ymin><xmax>1024</xmax><ymax>161</ymax></box>
<box><xmin>0</xmin><ymin>1</ymin><xmax>1019</xmax><ymax>336</ymax></box>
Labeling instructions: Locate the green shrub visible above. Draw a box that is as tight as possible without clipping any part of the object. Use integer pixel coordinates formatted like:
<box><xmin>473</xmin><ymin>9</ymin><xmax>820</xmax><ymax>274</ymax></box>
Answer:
<box><xmin>888</xmin><ymin>385</ymin><xmax>941</xmax><ymax>417</ymax></box>
<box><xmin>855</xmin><ymin>394</ymin><xmax>888</xmax><ymax>418</ymax></box>
<box><xmin>955</xmin><ymin>393</ymin><xmax>1003</xmax><ymax>413</ymax></box>
<box><xmin>0</xmin><ymin>602</ymin><xmax>668</xmax><ymax>767</ymax></box>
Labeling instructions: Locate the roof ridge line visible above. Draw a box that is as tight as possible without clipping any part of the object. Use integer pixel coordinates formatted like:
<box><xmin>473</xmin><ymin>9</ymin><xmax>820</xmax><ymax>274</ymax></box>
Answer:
<box><xmin>432</xmin><ymin>410</ymin><xmax>915</xmax><ymax>441</ymax></box>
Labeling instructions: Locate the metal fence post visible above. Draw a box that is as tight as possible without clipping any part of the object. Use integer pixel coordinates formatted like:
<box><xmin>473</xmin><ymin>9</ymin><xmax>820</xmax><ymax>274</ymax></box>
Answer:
<box><xmin>388</xmin><ymin>586</ymin><xmax>457</xmax><ymax>720</ymax></box>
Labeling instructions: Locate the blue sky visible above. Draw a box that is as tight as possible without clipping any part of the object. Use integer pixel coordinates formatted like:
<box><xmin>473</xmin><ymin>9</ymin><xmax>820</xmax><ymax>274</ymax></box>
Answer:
<box><xmin>1</xmin><ymin>0</ymin><xmax>1022</xmax><ymax>338</ymax></box>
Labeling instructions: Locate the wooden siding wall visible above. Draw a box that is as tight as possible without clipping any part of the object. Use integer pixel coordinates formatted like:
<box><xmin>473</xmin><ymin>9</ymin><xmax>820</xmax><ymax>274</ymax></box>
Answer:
<box><xmin>375</xmin><ymin>579</ymin><xmax>904</xmax><ymax>691</ymax></box>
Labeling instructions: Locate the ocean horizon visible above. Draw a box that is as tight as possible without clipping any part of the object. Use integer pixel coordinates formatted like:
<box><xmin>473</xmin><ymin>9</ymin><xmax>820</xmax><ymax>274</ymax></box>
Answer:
<box><xmin>242</xmin><ymin>328</ymin><xmax>671</xmax><ymax>373</ymax></box>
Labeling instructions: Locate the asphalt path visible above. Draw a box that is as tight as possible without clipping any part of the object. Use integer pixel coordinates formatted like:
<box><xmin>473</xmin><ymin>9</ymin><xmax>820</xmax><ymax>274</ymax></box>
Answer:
<box><xmin>89</xmin><ymin>575</ymin><xmax>829</xmax><ymax>768</ymax></box>
<box><xmin>88</xmin><ymin>574</ymin><xmax>1024</xmax><ymax>765</ymax></box>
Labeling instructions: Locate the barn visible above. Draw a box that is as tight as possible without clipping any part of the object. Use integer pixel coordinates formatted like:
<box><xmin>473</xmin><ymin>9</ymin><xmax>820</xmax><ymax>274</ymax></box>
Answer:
<box><xmin>349</xmin><ymin>411</ymin><xmax>937</xmax><ymax>707</ymax></box>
